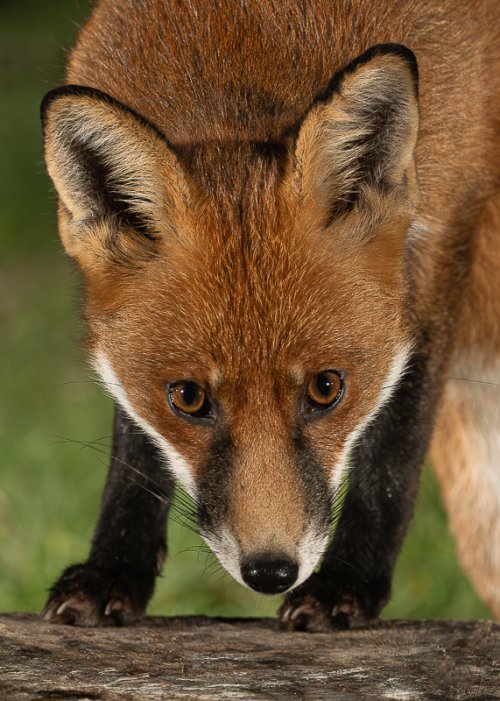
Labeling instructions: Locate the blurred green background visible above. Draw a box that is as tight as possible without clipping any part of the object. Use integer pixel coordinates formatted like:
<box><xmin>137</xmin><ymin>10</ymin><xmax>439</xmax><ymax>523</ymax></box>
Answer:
<box><xmin>0</xmin><ymin>0</ymin><xmax>490</xmax><ymax>621</ymax></box>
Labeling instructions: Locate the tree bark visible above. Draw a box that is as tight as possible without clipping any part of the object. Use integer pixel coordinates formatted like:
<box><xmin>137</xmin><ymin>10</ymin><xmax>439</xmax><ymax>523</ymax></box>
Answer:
<box><xmin>0</xmin><ymin>614</ymin><xmax>498</xmax><ymax>700</ymax></box>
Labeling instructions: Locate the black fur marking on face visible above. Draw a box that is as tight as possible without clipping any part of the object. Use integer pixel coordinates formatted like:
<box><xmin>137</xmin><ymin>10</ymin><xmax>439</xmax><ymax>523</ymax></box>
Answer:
<box><xmin>292</xmin><ymin>430</ymin><xmax>332</xmax><ymax>532</ymax></box>
<box><xmin>197</xmin><ymin>432</ymin><xmax>235</xmax><ymax>534</ymax></box>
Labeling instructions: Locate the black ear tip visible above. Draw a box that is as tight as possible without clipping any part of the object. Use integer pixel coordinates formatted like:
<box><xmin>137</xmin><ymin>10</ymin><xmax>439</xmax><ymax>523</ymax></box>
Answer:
<box><xmin>373</xmin><ymin>43</ymin><xmax>419</xmax><ymax>90</ymax></box>
<box><xmin>40</xmin><ymin>87</ymin><xmax>63</xmax><ymax>126</ymax></box>
<box><xmin>39</xmin><ymin>85</ymin><xmax>169</xmax><ymax>146</ymax></box>
<box><xmin>353</xmin><ymin>43</ymin><xmax>419</xmax><ymax>94</ymax></box>
<box><xmin>40</xmin><ymin>84</ymin><xmax>112</xmax><ymax>126</ymax></box>
<box><xmin>321</xmin><ymin>42</ymin><xmax>419</xmax><ymax>104</ymax></box>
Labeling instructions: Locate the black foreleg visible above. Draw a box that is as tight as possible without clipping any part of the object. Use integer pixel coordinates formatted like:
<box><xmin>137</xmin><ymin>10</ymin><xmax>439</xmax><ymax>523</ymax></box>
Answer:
<box><xmin>43</xmin><ymin>405</ymin><xmax>173</xmax><ymax>626</ymax></box>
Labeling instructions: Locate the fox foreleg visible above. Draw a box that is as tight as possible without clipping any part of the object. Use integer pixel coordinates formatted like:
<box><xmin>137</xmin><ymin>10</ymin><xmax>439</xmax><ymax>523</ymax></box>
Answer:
<box><xmin>42</xmin><ymin>405</ymin><xmax>173</xmax><ymax>626</ymax></box>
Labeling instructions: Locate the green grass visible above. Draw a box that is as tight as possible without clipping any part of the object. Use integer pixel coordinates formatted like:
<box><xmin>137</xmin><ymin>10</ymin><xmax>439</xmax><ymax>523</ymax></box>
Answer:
<box><xmin>0</xmin><ymin>1</ymin><xmax>491</xmax><ymax>621</ymax></box>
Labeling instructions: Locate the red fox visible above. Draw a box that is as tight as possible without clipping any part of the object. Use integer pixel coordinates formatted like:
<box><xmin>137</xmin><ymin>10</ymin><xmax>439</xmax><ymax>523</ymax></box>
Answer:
<box><xmin>41</xmin><ymin>0</ymin><xmax>500</xmax><ymax>629</ymax></box>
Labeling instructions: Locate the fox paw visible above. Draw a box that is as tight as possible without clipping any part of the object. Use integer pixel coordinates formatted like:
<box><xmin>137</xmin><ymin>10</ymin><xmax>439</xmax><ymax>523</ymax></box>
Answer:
<box><xmin>278</xmin><ymin>574</ymin><xmax>383</xmax><ymax>632</ymax></box>
<box><xmin>41</xmin><ymin>563</ymin><xmax>153</xmax><ymax>627</ymax></box>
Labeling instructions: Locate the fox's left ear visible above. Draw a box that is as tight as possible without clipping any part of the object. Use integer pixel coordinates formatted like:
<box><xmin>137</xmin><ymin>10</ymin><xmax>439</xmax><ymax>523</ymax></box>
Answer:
<box><xmin>293</xmin><ymin>44</ymin><xmax>419</xmax><ymax>223</ymax></box>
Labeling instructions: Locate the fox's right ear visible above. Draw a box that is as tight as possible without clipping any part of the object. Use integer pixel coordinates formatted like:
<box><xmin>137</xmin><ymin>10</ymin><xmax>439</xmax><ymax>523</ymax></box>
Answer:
<box><xmin>41</xmin><ymin>86</ymin><xmax>189</xmax><ymax>266</ymax></box>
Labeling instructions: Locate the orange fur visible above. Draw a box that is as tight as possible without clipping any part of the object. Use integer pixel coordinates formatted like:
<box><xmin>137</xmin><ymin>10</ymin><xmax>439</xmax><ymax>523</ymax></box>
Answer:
<box><xmin>43</xmin><ymin>0</ymin><xmax>500</xmax><ymax>613</ymax></box>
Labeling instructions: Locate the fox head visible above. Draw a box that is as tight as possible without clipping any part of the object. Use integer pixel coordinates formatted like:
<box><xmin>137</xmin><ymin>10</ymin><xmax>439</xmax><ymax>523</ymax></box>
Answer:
<box><xmin>42</xmin><ymin>45</ymin><xmax>418</xmax><ymax>594</ymax></box>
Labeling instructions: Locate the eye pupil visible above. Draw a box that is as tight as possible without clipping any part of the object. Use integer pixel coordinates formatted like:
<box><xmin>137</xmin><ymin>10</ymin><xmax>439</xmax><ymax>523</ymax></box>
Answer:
<box><xmin>179</xmin><ymin>382</ymin><xmax>198</xmax><ymax>407</ymax></box>
<box><xmin>316</xmin><ymin>374</ymin><xmax>334</xmax><ymax>398</ymax></box>
<box><xmin>305</xmin><ymin>371</ymin><xmax>344</xmax><ymax>413</ymax></box>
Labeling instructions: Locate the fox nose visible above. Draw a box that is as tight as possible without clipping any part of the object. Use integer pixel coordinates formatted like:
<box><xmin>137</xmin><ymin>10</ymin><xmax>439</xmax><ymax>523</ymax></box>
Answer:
<box><xmin>240</xmin><ymin>554</ymin><xmax>299</xmax><ymax>594</ymax></box>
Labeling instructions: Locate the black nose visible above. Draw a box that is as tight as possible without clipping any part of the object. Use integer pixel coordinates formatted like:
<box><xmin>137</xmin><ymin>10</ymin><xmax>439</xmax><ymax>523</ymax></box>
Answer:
<box><xmin>241</xmin><ymin>555</ymin><xmax>299</xmax><ymax>594</ymax></box>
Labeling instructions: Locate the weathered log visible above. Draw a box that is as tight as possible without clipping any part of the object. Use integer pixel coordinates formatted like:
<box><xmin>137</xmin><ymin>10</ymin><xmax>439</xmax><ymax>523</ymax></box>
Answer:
<box><xmin>0</xmin><ymin>614</ymin><xmax>498</xmax><ymax>700</ymax></box>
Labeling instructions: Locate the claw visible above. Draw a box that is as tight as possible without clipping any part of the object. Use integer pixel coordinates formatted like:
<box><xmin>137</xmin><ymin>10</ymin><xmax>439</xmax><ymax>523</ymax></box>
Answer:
<box><xmin>56</xmin><ymin>601</ymin><xmax>70</xmax><ymax>616</ymax></box>
<box><xmin>280</xmin><ymin>605</ymin><xmax>292</xmax><ymax>623</ymax></box>
<box><xmin>56</xmin><ymin>596</ymin><xmax>89</xmax><ymax>615</ymax></box>
<box><xmin>42</xmin><ymin>607</ymin><xmax>54</xmax><ymax>622</ymax></box>
<box><xmin>104</xmin><ymin>598</ymin><xmax>123</xmax><ymax>617</ymax></box>
<box><xmin>290</xmin><ymin>603</ymin><xmax>316</xmax><ymax>620</ymax></box>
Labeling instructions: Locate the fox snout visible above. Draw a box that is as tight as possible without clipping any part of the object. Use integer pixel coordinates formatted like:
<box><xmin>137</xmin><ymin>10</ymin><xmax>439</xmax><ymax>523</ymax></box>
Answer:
<box><xmin>199</xmin><ymin>517</ymin><xmax>329</xmax><ymax>595</ymax></box>
<box><xmin>196</xmin><ymin>425</ymin><xmax>332</xmax><ymax>595</ymax></box>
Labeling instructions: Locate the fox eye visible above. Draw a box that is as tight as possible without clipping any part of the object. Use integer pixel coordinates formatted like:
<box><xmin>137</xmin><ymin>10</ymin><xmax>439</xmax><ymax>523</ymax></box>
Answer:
<box><xmin>167</xmin><ymin>381</ymin><xmax>214</xmax><ymax>422</ymax></box>
<box><xmin>304</xmin><ymin>371</ymin><xmax>344</xmax><ymax>414</ymax></box>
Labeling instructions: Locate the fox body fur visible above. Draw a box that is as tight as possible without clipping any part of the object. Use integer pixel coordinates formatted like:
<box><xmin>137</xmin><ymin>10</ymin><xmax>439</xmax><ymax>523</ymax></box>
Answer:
<box><xmin>42</xmin><ymin>0</ymin><xmax>500</xmax><ymax>628</ymax></box>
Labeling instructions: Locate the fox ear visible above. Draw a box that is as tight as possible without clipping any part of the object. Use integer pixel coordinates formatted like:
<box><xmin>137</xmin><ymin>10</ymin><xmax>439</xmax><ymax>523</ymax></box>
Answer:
<box><xmin>41</xmin><ymin>86</ymin><xmax>189</xmax><ymax>264</ymax></box>
<box><xmin>293</xmin><ymin>44</ymin><xmax>419</xmax><ymax>224</ymax></box>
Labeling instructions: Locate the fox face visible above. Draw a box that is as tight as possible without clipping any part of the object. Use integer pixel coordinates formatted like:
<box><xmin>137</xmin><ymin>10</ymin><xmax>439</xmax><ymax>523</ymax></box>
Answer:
<box><xmin>43</xmin><ymin>46</ymin><xmax>418</xmax><ymax>594</ymax></box>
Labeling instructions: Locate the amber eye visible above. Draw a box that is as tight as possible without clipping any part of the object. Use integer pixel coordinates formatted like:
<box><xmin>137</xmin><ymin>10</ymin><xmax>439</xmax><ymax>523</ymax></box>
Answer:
<box><xmin>167</xmin><ymin>381</ymin><xmax>214</xmax><ymax>422</ymax></box>
<box><xmin>304</xmin><ymin>371</ymin><xmax>344</xmax><ymax>414</ymax></box>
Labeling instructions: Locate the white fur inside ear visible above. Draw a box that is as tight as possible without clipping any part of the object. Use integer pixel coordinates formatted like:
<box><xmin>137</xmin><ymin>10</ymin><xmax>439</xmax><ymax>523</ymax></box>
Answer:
<box><xmin>92</xmin><ymin>351</ymin><xmax>197</xmax><ymax>498</ymax></box>
<box><xmin>331</xmin><ymin>343</ymin><xmax>412</xmax><ymax>489</ymax></box>
<box><xmin>46</xmin><ymin>98</ymin><xmax>164</xmax><ymax>223</ymax></box>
